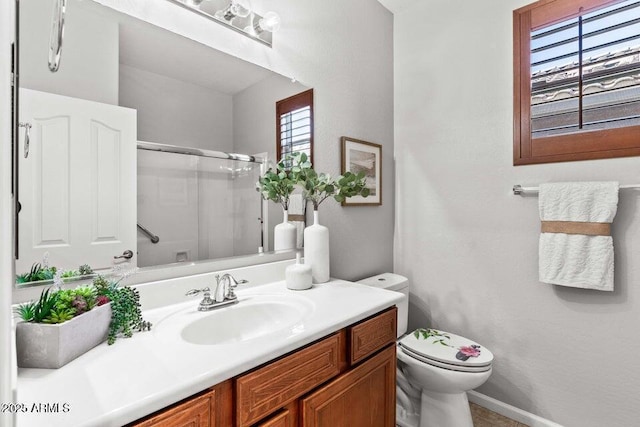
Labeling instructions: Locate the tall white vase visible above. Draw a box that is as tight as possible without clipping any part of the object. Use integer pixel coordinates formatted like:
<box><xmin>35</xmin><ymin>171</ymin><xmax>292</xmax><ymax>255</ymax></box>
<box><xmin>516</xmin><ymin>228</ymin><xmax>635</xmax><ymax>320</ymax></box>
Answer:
<box><xmin>274</xmin><ymin>209</ymin><xmax>297</xmax><ymax>251</ymax></box>
<box><xmin>304</xmin><ymin>210</ymin><xmax>330</xmax><ymax>283</ymax></box>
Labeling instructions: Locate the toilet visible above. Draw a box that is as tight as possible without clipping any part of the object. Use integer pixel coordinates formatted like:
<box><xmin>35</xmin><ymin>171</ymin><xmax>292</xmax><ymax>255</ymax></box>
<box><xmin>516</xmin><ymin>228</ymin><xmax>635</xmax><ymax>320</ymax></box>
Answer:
<box><xmin>358</xmin><ymin>273</ymin><xmax>493</xmax><ymax>427</ymax></box>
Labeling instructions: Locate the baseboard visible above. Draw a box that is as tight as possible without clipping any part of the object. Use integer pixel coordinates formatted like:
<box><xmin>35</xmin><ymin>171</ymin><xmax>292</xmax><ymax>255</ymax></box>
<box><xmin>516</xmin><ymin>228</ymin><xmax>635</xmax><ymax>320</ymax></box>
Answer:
<box><xmin>468</xmin><ymin>391</ymin><xmax>565</xmax><ymax>427</ymax></box>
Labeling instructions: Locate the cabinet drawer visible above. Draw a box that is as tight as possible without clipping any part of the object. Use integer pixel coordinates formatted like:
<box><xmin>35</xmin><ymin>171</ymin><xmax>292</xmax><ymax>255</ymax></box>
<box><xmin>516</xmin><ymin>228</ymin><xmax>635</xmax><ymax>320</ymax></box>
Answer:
<box><xmin>237</xmin><ymin>331</ymin><xmax>346</xmax><ymax>426</ymax></box>
<box><xmin>348</xmin><ymin>307</ymin><xmax>397</xmax><ymax>365</ymax></box>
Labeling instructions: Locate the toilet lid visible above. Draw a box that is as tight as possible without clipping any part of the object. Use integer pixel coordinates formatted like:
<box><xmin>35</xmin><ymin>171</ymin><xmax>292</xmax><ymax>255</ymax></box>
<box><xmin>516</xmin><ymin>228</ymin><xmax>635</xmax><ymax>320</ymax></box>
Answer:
<box><xmin>399</xmin><ymin>329</ymin><xmax>493</xmax><ymax>370</ymax></box>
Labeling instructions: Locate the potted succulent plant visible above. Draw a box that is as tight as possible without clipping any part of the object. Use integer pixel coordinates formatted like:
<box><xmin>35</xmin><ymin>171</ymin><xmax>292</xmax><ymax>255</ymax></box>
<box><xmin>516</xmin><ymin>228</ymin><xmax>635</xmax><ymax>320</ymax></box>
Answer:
<box><xmin>14</xmin><ymin>268</ymin><xmax>151</xmax><ymax>368</ymax></box>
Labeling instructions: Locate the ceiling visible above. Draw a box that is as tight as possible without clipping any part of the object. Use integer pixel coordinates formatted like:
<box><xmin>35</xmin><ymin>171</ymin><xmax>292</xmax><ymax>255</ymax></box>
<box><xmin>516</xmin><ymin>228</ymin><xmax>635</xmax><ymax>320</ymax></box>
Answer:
<box><xmin>376</xmin><ymin>0</ymin><xmax>421</xmax><ymax>14</ymax></box>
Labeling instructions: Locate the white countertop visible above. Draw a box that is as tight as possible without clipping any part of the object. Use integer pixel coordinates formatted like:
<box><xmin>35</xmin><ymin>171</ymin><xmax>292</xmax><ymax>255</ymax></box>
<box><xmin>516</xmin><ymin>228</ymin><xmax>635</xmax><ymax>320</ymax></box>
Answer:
<box><xmin>16</xmin><ymin>279</ymin><xmax>403</xmax><ymax>427</ymax></box>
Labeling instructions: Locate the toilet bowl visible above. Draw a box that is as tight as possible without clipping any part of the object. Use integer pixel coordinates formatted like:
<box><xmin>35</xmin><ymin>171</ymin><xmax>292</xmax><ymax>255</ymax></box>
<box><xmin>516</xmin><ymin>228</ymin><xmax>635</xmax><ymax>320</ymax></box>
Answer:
<box><xmin>358</xmin><ymin>273</ymin><xmax>494</xmax><ymax>427</ymax></box>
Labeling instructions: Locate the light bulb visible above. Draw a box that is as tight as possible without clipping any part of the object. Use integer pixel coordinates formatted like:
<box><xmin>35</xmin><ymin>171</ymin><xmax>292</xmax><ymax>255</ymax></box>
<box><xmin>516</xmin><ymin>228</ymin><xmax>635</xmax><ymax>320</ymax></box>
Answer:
<box><xmin>230</xmin><ymin>0</ymin><xmax>251</xmax><ymax>18</ymax></box>
<box><xmin>258</xmin><ymin>11</ymin><xmax>281</xmax><ymax>32</ymax></box>
<box><xmin>215</xmin><ymin>0</ymin><xmax>252</xmax><ymax>21</ymax></box>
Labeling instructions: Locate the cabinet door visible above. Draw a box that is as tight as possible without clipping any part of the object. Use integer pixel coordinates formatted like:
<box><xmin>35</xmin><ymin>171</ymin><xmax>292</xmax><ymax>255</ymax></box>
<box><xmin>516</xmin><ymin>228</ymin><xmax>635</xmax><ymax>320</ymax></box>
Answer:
<box><xmin>132</xmin><ymin>390</ymin><xmax>213</xmax><ymax>427</ymax></box>
<box><xmin>130</xmin><ymin>382</ymin><xmax>232</xmax><ymax>427</ymax></box>
<box><xmin>18</xmin><ymin>88</ymin><xmax>137</xmax><ymax>271</ymax></box>
<box><xmin>301</xmin><ymin>345</ymin><xmax>396</xmax><ymax>427</ymax></box>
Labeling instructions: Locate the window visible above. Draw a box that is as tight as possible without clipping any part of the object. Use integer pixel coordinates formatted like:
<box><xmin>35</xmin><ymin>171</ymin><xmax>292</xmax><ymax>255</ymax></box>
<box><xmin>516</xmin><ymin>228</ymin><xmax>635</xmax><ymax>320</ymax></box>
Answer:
<box><xmin>514</xmin><ymin>0</ymin><xmax>640</xmax><ymax>165</ymax></box>
<box><xmin>276</xmin><ymin>89</ymin><xmax>313</xmax><ymax>165</ymax></box>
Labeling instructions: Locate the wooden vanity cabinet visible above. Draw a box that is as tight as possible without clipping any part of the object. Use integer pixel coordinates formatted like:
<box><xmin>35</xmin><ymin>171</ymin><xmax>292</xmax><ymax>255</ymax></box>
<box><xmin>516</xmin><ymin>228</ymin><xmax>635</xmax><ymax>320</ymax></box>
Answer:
<box><xmin>130</xmin><ymin>307</ymin><xmax>397</xmax><ymax>427</ymax></box>
<box><xmin>300</xmin><ymin>345</ymin><xmax>396</xmax><ymax>427</ymax></box>
<box><xmin>129</xmin><ymin>380</ymin><xmax>233</xmax><ymax>427</ymax></box>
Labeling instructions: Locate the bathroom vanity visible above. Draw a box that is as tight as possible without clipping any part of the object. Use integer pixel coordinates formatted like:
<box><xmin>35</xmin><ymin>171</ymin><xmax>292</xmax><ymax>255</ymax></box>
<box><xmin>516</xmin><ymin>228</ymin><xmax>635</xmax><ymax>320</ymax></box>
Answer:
<box><xmin>131</xmin><ymin>307</ymin><xmax>397</xmax><ymax>426</ymax></box>
<box><xmin>16</xmin><ymin>277</ymin><xmax>403</xmax><ymax>427</ymax></box>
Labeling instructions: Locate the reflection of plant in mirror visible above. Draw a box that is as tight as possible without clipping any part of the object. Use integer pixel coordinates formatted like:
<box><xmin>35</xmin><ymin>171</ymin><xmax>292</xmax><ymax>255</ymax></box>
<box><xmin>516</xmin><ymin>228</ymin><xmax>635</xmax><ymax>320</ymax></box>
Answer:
<box><xmin>256</xmin><ymin>152</ymin><xmax>310</xmax><ymax>210</ymax></box>
<box><xmin>16</xmin><ymin>263</ymin><xmax>57</xmax><ymax>284</ymax></box>
<box><xmin>16</xmin><ymin>262</ymin><xmax>95</xmax><ymax>284</ymax></box>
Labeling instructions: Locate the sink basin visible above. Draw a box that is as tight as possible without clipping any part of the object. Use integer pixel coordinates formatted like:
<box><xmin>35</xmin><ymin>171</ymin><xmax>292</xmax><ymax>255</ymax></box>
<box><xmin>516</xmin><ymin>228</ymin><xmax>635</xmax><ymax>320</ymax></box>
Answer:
<box><xmin>155</xmin><ymin>294</ymin><xmax>315</xmax><ymax>346</ymax></box>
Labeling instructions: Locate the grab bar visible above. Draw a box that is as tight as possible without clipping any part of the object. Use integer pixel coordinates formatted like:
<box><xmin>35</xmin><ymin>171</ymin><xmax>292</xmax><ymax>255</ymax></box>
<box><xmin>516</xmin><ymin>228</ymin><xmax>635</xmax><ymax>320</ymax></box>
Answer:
<box><xmin>48</xmin><ymin>0</ymin><xmax>67</xmax><ymax>72</ymax></box>
<box><xmin>137</xmin><ymin>223</ymin><xmax>160</xmax><ymax>244</ymax></box>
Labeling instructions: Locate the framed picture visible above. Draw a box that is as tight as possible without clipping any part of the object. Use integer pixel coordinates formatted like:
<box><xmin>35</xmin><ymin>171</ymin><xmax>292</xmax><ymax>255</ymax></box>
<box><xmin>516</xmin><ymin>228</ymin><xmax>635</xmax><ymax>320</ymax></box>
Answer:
<box><xmin>341</xmin><ymin>137</ymin><xmax>382</xmax><ymax>206</ymax></box>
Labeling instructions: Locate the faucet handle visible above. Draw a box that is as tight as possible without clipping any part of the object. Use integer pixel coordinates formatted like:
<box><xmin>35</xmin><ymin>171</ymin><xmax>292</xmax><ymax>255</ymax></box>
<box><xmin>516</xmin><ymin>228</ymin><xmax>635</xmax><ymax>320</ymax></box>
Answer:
<box><xmin>185</xmin><ymin>287</ymin><xmax>210</xmax><ymax>297</ymax></box>
<box><xmin>227</xmin><ymin>277</ymin><xmax>247</xmax><ymax>300</ymax></box>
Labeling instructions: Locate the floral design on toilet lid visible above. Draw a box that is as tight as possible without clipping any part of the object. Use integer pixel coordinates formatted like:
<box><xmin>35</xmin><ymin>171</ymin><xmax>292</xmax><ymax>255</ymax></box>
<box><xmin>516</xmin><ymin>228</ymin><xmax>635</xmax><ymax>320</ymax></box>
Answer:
<box><xmin>399</xmin><ymin>328</ymin><xmax>494</xmax><ymax>368</ymax></box>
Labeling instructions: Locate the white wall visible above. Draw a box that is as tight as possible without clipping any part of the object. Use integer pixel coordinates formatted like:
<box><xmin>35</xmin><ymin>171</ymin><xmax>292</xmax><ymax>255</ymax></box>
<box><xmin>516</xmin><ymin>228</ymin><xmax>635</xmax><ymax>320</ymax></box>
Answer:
<box><xmin>0</xmin><ymin>1</ymin><xmax>16</xmax><ymax>425</ymax></box>
<box><xmin>97</xmin><ymin>0</ymin><xmax>395</xmax><ymax>281</ymax></box>
<box><xmin>19</xmin><ymin>0</ymin><xmax>119</xmax><ymax>104</ymax></box>
<box><xmin>119</xmin><ymin>64</ymin><xmax>233</xmax><ymax>150</ymax></box>
<box><xmin>394</xmin><ymin>1</ymin><xmax>640</xmax><ymax>426</ymax></box>
<box><xmin>233</xmin><ymin>74</ymin><xmax>309</xmax><ymax>251</ymax></box>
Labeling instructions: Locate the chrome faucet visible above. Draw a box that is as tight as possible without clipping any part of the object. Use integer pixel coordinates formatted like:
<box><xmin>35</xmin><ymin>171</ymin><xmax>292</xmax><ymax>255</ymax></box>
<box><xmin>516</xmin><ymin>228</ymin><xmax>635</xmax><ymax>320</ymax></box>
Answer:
<box><xmin>185</xmin><ymin>274</ymin><xmax>247</xmax><ymax>311</ymax></box>
<box><xmin>214</xmin><ymin>273</ymin><xmax>248</xmax><ymax>302</ymax></box>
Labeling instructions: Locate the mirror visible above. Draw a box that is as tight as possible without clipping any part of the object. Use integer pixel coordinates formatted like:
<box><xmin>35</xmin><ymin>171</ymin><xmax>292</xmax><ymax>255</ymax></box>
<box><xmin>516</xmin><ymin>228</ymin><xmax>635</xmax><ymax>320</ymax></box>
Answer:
<box><xmin>16</xmin><ymin>0</ymin><xmax>309</xmax><ymax>285</ymax></box>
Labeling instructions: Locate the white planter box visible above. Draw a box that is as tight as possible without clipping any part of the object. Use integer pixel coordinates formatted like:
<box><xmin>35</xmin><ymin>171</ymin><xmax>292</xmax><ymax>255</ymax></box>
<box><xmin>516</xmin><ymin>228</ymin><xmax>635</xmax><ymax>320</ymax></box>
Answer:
<box><xmin>16</xmin><ymin>303</ymin><xmax>112</xmax><ymax>369</ymax></box>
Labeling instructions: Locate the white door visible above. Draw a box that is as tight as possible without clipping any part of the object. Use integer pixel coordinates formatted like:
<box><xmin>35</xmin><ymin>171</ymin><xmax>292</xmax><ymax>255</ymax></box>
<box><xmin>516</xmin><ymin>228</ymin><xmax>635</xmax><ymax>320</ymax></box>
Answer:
<box><xmin>17</xmin><ymin>88</ymin><xmax>137</xmax><ymax>273</ymax></box>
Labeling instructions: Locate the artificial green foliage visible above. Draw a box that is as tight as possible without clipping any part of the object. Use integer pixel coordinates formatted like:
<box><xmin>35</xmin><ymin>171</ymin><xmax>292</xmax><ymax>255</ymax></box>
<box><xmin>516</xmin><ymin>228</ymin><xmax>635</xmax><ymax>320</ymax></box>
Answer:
<box><xmin>298</xmin><ymin>169</ymin><xmax>369</xmax><ymax>209</ymax></box>
<box><xmin>51</xmin><ymin>286</ymin><xmax>97</xmax><ymax>316</ymax></box>
<box><xmin>15</xmin><ymin>275</ymin><xmax>151</xmax><ymax>345</ymax></box>
<box><xmin>256</xmin><ymin>153</ymin><xmax>311</xmax><ymax>210</ymax></box>
<box><xmin>14</xmin><ymin>302</ymin><xmax>36</xmax><ymax>322</ymax></box>
<box><xmin>61</xmin><ymin>270</ymin><xmax>79</xmax><ymax>278</ymax></box>
<box><xmin>91</xmin><ymin>275</ymin><xmax>150</xmax><ymax>345</ymax></box>
<box><xmin>32</xmin><ymin>288</ymin><xmax>59</xmax><ymax>323</ymax></box>
<box><xmin>78</xmin><ymin>264</ymin><xmax>94</xmax><ymax>276</ymax></box>
<box><xmin>105</xmin><ymin>287</ymin><xmax>146</xmax><ymax>345</ymax></box>
<box><xmin>16</xmin><ymin>262</ymin><xmax>94</xmax><ymax>284</ymax></box>
<box><xmin>92</xmin><ymin>275</ymin><xmax>116</xmax><ymax>295</ymax></box>
<box><xmin>256</xmin><ymin>152</ymin><xmax>368</xmax><ymax>211</ymax></box>
<box><xmin>43</xmin><ymin>307</ymin><xmax>76</xmax><ymax>324</ymax></box>
<box><xmin>15</xmin><ymin>263</ymin><xmax>57</xmax><ymax>283</ymax></box>
<box><xmin>333</xmin><ymin>172</ymin><xmax>369</xmax><ymax>203</ymax></box>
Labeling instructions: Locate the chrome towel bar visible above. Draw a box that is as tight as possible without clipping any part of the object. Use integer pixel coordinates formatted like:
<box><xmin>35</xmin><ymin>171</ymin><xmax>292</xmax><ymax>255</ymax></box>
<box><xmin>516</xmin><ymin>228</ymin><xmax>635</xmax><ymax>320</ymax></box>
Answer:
<box><xmin>513</xmin><ymin>184</ymin><xmax>640</xmax><ymax>195</ymax></box>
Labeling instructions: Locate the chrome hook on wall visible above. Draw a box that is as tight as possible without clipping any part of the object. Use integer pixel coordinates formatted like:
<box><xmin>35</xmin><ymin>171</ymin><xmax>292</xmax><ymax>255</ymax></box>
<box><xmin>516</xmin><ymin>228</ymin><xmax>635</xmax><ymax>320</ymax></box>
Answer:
<box><xmin>19</xmin><ymin>122</ymin><xmax>32</xmax><ymax>158</ymax></box>
<box><xmin>48</xmin><ymin>0</ymin><xmax>67</xmax><ymax>72</ymax></box>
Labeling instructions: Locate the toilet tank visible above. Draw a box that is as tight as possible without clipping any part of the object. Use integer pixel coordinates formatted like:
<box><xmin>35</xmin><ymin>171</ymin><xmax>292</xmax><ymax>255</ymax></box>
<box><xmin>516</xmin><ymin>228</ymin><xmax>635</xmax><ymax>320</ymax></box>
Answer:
<box><xmin>357</xmin><ymin>273</ymin><xmax>408</xmax><ymax>338</ymax></box>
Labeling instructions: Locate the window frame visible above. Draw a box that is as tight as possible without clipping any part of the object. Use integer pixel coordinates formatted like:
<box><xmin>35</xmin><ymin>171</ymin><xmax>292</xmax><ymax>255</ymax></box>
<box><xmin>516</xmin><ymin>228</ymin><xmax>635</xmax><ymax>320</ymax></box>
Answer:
<box><xmin>276</xmin><ymin>89</ymin><xmax>314</xmax><ymax>165</ymax></box>
<box><xmin>513</xmin><ymin>0</ymin><xmax>640</xmax><ymax>165</ymax></box>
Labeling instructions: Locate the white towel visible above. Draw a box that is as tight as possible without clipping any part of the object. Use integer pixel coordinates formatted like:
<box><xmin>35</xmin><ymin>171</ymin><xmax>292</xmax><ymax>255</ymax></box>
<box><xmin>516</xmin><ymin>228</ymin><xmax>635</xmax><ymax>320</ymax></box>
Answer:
<box><xmin>288</xmin><ymin>193</ymin><xmax>305</xmax><ymax>248</ymax></box>
<box><xmin>539</xmin><ymin>182</ymin><xmax>619</xmax><ymax>291</ymax></box>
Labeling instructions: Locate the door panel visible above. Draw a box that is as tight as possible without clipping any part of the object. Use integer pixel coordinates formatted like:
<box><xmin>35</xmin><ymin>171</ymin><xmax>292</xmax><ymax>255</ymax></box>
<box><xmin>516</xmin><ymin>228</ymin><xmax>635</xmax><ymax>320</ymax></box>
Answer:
<box><xmin>18</xmin><ymin>88</ymin><xmax>137</xmax><ymax>272</ymax></box>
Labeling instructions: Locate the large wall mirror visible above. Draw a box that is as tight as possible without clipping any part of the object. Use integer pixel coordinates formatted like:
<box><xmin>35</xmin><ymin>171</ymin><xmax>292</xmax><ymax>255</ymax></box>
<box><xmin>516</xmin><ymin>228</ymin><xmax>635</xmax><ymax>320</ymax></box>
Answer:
<box><xmin>15</xmin><ymin>0</ymin><xmax>310</xmax><ymax>286</ymax></box>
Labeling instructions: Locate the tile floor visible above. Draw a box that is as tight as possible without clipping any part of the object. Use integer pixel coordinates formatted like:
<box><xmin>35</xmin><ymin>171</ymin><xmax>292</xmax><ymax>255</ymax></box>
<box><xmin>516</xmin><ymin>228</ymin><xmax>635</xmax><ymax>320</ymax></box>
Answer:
<box><xmin>470</xmin><ymin>403</ymin><xmax>530</xmax><ymax>427</ymax></box>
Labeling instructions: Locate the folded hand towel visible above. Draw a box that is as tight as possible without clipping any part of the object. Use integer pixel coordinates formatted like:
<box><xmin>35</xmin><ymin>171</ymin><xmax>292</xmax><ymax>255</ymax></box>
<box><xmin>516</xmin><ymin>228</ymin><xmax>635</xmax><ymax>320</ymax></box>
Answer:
<box><xmin>288</xmin><ymin>193</ymin><xmax>305</xmax><ymax>248</ymax></box>
<box><xmin>539</xmin><ymin>182</ymin><xmax>619</xmax><ymax>291</ymax></box>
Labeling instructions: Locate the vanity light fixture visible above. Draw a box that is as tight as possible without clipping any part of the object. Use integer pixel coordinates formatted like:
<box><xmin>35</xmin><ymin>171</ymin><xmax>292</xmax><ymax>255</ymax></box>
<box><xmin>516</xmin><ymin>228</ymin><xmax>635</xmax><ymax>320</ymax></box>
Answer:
<box><xmin>252</xmin><ymin>11</ymin><xmax>281</xmax><ymax>34</ymax></box>
<box><xmin>215</xmin><ymin>0</ymin><xmax>252</xmax><ymax>22</ymax></box>
<box><xmin>168</xmin><ymin>0</ymin><xmax>280</xmax><ymax>47</ymax></box>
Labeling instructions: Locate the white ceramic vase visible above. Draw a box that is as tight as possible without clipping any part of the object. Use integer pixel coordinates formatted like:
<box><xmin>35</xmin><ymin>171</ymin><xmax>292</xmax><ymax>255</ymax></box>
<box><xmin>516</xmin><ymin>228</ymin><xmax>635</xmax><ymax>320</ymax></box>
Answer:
<box><xmin>304</xmin><ymin>210</ymin><xmax>330</xmax><ymax>283</ymax></box>
<box><xmin>286</xmin><ymin>252</ymin><xmax>313</xmax><ymax>290</ymax></box>
<box><xmin>274</xmin><ymin>209</ymin><xmax>297</xmax><ymax>251</ymax></box>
